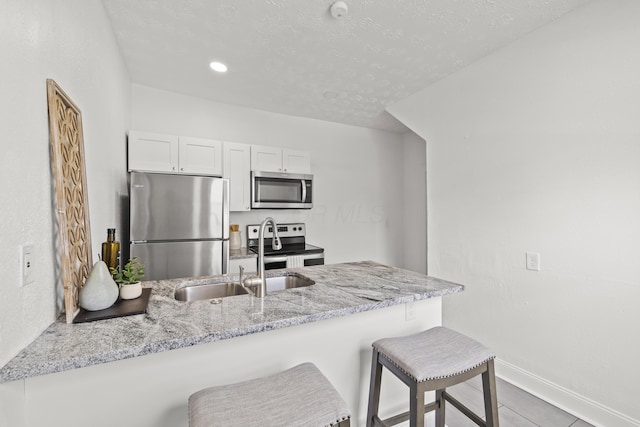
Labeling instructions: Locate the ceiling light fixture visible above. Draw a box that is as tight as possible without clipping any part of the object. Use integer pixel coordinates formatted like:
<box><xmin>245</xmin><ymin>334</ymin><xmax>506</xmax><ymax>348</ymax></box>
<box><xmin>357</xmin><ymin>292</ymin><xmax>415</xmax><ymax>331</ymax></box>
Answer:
<box><xmin>209</xmin><ymin>61</ymin><xmax>228</xmax><ymax>73</ymax></box>
<box><xmin>330</xmin><ymin>1</ymin><xmax>348</xmax><ymax>19</ymax></box>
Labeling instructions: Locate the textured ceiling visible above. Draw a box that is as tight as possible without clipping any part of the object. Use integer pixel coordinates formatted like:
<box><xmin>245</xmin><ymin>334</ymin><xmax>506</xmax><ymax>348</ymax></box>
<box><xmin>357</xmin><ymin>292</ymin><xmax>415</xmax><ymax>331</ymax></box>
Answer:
<box><xmin>102</xmin><ymin>0</ymin><xmax>591</xmax><ymax>132</ymax></box>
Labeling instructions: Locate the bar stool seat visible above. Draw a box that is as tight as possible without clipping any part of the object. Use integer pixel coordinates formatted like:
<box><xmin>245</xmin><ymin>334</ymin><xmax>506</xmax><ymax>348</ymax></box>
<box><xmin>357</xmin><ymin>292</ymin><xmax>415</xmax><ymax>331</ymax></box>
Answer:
<box><xmin>367</xmin><ymin>326</ymin><xmax>499</xmax><ymax>427</ymax></box>
<box><xmin>189</xmin><ymin>362</ymin><xmax>351</xmax><ymax>427</ymax></box>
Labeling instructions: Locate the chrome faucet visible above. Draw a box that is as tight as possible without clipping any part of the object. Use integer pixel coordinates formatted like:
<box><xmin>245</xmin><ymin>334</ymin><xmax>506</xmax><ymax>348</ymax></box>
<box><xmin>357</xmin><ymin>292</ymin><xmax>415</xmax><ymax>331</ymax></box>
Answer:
<box><xmin>243</xmin><ymin>217</ymin><xmax>282</xmax><ymax>297</ymax></box>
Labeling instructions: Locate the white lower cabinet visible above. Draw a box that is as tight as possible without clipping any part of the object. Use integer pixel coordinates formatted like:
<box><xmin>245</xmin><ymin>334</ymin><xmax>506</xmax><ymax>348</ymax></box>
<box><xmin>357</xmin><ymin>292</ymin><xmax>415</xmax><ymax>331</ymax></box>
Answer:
<box><xmin>223</xmin><ymin>141</ymin><xmax>251</xmax><ymax>211</ymax></box>
<box><xmin>229</xmin><ymin>257</ymin><xmax>257</xmax><ymax>275</ymax></box>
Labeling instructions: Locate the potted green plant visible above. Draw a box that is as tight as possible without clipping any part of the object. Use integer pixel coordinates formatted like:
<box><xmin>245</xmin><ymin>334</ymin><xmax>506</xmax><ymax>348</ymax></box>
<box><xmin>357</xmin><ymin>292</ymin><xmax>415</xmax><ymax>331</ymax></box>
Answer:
<box><xmin>111</xmin><ymin>257</ymin><xmax>145</xmax><ymax>300</ymax></box>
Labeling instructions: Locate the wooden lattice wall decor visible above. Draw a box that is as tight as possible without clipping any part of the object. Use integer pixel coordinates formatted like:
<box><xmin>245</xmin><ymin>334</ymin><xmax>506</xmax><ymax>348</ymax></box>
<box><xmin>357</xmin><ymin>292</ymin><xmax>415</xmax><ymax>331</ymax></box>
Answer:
<box><xmin>47</xmin><ymin>79</ymin><xmax>93</xmax><ymax>324</ymax></box>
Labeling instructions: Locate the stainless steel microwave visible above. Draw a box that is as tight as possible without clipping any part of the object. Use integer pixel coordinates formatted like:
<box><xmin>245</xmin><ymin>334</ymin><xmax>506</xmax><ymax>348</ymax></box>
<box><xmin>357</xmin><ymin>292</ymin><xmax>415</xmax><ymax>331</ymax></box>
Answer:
<box><xmin>251</xmin><ymin>171</ymin><xmax>313</xmax><ymax>209</ymax></box>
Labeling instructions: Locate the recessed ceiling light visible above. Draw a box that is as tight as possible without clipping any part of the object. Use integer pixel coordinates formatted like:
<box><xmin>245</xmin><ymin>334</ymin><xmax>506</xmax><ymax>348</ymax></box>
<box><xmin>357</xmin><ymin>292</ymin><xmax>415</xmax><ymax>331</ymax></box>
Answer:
<box><xmin>209</xmin><ymin>61</ymin><xmax>228</xmax><ymax>73</ymax></box>
<box><xmin>330</xmin><ymin>1</ymin><xmax>349</xmax><ymax>19</ymax></box>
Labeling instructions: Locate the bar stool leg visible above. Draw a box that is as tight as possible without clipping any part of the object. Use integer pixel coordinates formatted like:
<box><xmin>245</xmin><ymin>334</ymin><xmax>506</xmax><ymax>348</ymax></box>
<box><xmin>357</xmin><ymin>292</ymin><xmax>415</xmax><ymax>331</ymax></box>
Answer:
<box><xmin>482</xmin><ymin>359</ymin><xmax>500</xmax><ymax>427</ymax></box>
<box><xmin>435</xmin><ymin>389</ymin><xmax>445</xmax><ymax>427</ymax></box>
<box><xmin>410</xmin><ymin>382</ymin><xmax>425</xmax><ymax>427</ymax></box>
<box><xmin>366</xmin><ymin>349</ymin><xmax>383</xmax><ymax>427</ymax></box>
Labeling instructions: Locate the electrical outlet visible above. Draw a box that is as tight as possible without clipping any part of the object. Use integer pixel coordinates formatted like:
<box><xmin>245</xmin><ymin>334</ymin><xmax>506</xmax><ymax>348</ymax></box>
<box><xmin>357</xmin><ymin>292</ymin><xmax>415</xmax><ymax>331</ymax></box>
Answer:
<box><xmin>20</xmin><ymin>244</ymin><xmax>35</xmax><ymax>286</ymax></box>
<box><xmin>405</xmin><ymin>302</ymin><xmax>417</xmax><ymax>321</ymax></box>
<box><xmin>526</xmin><ymin>252</ymin><xmax>540</xmax><ymax>271</ymax></box>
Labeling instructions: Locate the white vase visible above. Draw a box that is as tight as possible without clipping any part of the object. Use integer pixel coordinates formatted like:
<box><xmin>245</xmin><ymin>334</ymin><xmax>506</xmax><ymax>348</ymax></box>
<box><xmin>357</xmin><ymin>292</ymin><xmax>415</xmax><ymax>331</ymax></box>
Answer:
<box><xmin>119</xmin><ymin>282</ymin><xmax>142</xmax><ymax>300</ymax></box>
<box><xmin>230</xmin><ymin>231</ymin><xmax>241</xmax><ymax>250</ymax></box>
<box><xmin>79</xmin><ymin>261</ymin><xmax>119</xmax><ymax>311</ymax></box>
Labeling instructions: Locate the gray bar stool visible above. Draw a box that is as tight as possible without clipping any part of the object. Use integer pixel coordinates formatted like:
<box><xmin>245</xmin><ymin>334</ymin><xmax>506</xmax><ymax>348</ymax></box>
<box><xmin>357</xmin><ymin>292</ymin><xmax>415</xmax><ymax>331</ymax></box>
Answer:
<box><xmin>189</xmin><ymin>362</ymin><xmax>351</xmax><ymax>426</ymax></box>
<box><xmin>366</xmin><ymin>326</ymin><xmax>499</xmax><ymax>427</ymax></box>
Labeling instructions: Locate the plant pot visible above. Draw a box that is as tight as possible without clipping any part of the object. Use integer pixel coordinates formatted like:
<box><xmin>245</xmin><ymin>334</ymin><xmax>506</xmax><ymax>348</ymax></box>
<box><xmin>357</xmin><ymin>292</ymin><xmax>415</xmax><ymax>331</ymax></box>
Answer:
<box><xmin>119</xmin><ymin>282</ymin><xmax>142</xmax><ymax>300</ymax></box>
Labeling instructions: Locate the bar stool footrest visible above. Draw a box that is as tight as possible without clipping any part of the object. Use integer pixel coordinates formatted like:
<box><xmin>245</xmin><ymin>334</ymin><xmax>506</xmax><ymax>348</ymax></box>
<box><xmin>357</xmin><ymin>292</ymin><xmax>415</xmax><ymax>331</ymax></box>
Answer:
<box><xmin>375</xmin><ymin>401</ymin><xmax>440</xmax><ymax>427</ymax></box>
<box><xmin>443</xmin><ymin>390</ymin><xmax>487</xmax><ymax>427</ymax></box>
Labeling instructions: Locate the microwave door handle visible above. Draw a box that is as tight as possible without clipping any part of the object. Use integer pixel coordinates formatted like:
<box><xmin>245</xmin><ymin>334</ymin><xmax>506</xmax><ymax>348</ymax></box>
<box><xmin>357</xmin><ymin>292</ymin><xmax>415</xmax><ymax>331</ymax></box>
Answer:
<box><xmin>301</xmin><ymin>179</ymin><xmax>307</xmax><ymax>203</ymax></box>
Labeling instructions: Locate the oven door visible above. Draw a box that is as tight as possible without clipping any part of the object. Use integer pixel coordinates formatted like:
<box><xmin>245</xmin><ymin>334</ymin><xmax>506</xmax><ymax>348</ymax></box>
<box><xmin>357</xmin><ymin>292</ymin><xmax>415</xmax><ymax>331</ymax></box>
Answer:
<box><xmin>251</xmin><ymin>171</ymin><xmax>312</xmax><ymax>209</ymax></box>
<box><xmin>286</xmin><ymin>252</ymin><xmax>324</xmax><ymax>268</ymax></box>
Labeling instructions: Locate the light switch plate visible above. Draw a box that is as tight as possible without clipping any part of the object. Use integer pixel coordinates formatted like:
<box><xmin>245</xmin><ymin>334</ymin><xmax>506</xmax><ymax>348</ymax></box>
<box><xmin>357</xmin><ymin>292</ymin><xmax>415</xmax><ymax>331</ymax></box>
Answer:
<box><xmin>20</xmin><ymin>244</ymin><xmax>35</xmax><ymax>286</ymax></box>
<box><xmin>526</xmin><ymin>252</ymin><xmax>540</xmax><ymax>271</ymax></box>
<box><xmin>405</xmin><ymin>302</ymin><xmax>417</xmax><ymax>321</ymax></box>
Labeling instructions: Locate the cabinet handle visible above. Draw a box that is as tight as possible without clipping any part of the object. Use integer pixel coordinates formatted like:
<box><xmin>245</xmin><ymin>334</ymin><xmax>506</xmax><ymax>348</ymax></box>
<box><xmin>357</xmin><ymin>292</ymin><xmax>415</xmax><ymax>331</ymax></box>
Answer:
<box><xmin>172</xmin><ymin>167</ymin><xmax>176</xmax><ymax>171</ymax></box>
<box><xmin>180</xmin><ymin>168</ymin><xmax>184</xmax><ymax>171</ymax></box>
<box><xmin>283</xmin><ymin>168</ymin><xmax>287</xmax><ymax>172</ymax></box>
<box><xmin>278</xmin><ymin>168</ymin><xmax>282</xmax><ymax>171</ymax></box>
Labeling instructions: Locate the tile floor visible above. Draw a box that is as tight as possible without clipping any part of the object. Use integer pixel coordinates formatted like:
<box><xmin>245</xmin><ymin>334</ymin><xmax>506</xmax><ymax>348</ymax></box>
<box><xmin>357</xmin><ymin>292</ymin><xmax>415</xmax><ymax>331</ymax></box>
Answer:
<box><xmin>443</xmin><ymin>376</ymin><xmax>594</xmax><ymax>427</ymax></box>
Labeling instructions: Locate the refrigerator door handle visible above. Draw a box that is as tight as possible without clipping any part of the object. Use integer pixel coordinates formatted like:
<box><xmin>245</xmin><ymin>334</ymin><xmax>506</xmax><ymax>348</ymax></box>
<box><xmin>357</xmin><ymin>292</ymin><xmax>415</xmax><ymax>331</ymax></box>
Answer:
<box><xmin>222</xmin><ymin>178</ymin><xmax>229</xmax><ymax>239</ymax></box>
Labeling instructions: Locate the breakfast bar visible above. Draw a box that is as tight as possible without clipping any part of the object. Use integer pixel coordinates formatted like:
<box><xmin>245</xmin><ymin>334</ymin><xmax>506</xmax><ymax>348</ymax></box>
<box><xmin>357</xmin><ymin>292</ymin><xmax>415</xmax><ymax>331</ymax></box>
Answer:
<box><xmin>0</xmin><ymin>261</ymin><xmax>463</xmax><ymax>426</ymax></box>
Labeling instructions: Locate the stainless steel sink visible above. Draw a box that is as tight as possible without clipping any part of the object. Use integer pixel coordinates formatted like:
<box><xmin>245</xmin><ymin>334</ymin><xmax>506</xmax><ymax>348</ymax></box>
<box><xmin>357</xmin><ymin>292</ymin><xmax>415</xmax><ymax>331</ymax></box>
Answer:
<box><xmin>174</xmin><ymin>273</ymin><xmax>314</xmax><ymax>302</ymax></box>
<box><xmin>263</xmin><ymin>274</ymin><xmax>314</xmax><ymax>291</ymax></box>
<box><xmin>174</xmin><ymin>282</ymin><xmax>249</xmax><ymax>302</ymax></box>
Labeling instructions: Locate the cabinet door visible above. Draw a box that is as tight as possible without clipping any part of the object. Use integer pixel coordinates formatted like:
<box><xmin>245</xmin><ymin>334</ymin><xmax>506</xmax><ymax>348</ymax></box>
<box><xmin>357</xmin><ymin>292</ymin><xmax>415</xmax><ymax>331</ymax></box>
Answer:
<box><xmin>282</xmin><ymin>149</ymin><xmax>311</xmax><ymax>174</ymax></box>
<box><xmin>250</xmin><ymin>145</ymin><xmax>283</xmax><ymax>172</ymax></box>
<box><xmin>128</xmin><ymin>131</ymin><xmax>179</xmax><ymax>172</ymax></box>
<box><xmin>179</xmin><ymin>137</ymin><xmax>223</xmax><ymax>176</ymax></box>
<box><xmin>223</xmin><ymin>141</ymin><xmax>251</xmax><ymax>211</ymax></box>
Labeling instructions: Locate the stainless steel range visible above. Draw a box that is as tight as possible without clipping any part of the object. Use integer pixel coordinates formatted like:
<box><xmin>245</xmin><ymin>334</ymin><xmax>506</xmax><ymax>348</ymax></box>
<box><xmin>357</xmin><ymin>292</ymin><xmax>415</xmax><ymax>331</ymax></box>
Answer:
<box><xmin>246</xmin><ymin>222</ymin><xmax>324</xmax><ymax>270</ymax></box>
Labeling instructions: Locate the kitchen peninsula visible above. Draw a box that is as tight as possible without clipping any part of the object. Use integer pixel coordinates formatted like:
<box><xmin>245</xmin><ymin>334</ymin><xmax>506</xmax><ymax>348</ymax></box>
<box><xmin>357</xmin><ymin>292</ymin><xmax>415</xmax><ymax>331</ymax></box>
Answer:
<box><xmin>0</xmin><ymin>261</ymin><xmax>463</xmax><ymax>427</ymax></box>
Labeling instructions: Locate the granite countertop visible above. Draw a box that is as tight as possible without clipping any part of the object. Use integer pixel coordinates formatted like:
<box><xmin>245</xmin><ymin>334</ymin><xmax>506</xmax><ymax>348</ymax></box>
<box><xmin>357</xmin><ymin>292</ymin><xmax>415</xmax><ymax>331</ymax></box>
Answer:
<box><xmin>0</xmin><ymin>261</ymin><xmax>463</xmax><ymax>383</ymax></box>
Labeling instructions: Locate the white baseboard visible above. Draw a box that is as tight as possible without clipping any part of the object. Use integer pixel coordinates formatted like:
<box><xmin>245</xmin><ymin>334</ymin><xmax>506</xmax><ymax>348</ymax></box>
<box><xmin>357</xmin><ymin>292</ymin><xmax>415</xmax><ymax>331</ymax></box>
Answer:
<box><xmin>495</xmin><ymin>359</ymin><xmax>639</xmax><ymax>427</ymax></box>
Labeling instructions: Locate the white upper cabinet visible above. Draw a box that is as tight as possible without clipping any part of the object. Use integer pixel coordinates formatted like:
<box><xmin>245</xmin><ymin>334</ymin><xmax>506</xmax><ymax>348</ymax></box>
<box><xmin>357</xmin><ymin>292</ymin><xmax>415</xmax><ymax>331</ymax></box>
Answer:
<box><xmin>250</xmin><ymin>145</ymin><xmax>311</xmax><ymax>174</ymax></box>
<box><xmin>250</xmin><ymin>145</ymin><xmax>282</xmax><ymax>172</ymax></box>
<box><xmin>223</xmin><ymin>141</ymin><xmax>251</xmax><ymax>211</ymax></box>
<box><xmin>128</xmin><ymin>131</ymin><xmax>179</xmax><ymax>173</ymax></box>
<box><xmin>178</xmin><ymin>136</ymin><xmax>222</xmax><ymax>176</ymax></box>
<box><xmin>128</xmin><ymin>131</ymin><xmax>222</xmax><ymax>176</ymax></box>
<box><xmin>283</xmin><ymin>149</ymin><xmax>311</xmax><ymax>174</ymax></box>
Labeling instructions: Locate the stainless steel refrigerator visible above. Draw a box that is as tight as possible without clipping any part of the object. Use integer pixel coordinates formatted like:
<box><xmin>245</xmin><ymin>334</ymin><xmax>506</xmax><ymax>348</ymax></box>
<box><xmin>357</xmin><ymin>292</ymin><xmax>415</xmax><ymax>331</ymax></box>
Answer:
<box><xmin>129</xmin><ymin>172</ymin><xmax>229</xmax><ymax>280</ymax></box>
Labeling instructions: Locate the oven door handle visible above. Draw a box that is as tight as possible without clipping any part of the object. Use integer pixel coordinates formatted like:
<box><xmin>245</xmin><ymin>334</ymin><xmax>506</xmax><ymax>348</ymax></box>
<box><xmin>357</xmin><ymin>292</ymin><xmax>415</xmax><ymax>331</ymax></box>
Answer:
<box><xmin>263</xmin><ymin>256</ymin><xmax>289</xmax><ymax>264</ymax></box>
<box><xmin>300</xmin><ymin>252</ymin><xmax>324</xmax><ymax>260</ymax></box>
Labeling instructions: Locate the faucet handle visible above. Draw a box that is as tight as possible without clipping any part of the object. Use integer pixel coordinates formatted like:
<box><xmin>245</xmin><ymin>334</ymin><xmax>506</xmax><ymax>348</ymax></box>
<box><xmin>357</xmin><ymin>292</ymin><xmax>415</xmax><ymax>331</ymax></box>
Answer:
<box><xmin>272</xmin><ymin>236</ymin><xmax>282</xmax><ymax>250</ymax></box>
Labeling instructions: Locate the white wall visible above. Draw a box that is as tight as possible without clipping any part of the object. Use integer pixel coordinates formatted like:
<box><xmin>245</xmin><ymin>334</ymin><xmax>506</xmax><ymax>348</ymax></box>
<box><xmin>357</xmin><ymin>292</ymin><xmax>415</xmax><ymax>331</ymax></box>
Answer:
<box><xmin>401</xmin><ymin>132</ymin><xmax>427</xmax><ymax>274</ymax></box>
<box><xmin>0</xmin><ymin>0</ymin><xmax>130</xmax><ymax>374</ymax></box>
<box><xmin>387</xmin><ymin>0</ymin><xmax>640</xmax><ymax>425</ymax></box>
<box><xmin>131</xmin><ymin>84</ymin><xmax>425</xmax><ymax>271</ymax></box>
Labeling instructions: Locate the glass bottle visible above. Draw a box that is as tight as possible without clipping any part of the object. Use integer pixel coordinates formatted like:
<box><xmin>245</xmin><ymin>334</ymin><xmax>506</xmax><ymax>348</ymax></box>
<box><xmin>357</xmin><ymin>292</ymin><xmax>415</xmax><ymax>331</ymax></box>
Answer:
<box><xmin>101</xmin><ymin>228</ymin><xmax>120</xmax><ymax>275</ymax></box>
